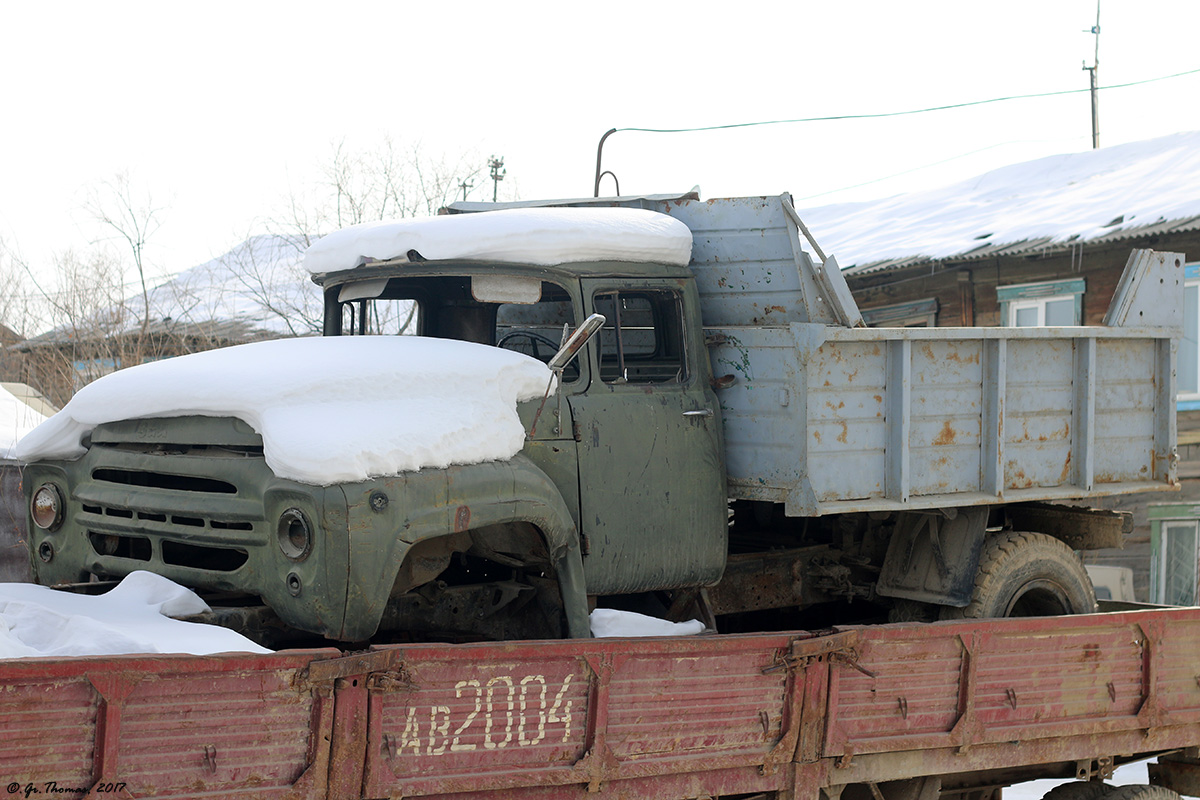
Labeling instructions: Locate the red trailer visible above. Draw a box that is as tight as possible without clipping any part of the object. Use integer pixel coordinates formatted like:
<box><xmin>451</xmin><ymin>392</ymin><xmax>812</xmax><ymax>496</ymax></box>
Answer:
<box><xmin>4</xmin><ymin>607</ymin><xmax>1200</xmax><ymax>800</ymax></box>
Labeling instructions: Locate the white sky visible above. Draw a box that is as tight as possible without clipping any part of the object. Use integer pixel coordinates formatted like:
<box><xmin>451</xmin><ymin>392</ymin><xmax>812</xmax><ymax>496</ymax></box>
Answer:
<box><xmin>3</xmin><ymin>1</ymin><xmax>1200</xmax><ymax>287</ymax></box>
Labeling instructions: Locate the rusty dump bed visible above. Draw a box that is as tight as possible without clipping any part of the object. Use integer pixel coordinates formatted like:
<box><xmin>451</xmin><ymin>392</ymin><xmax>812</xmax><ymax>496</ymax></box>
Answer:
<box><xmin>4</xmin><ymin>607</ymin><xmax>1200</xmax><ymax>800</ymax></box>
<box><xmin>666</xmin><ymin>196</ymin><xmax>1183</xmax><ymax>517</ymax></box>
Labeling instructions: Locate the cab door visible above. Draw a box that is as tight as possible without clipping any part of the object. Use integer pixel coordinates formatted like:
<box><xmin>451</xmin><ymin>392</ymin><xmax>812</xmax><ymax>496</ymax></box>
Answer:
<box><xmin>569</xmin><ymin>280</ymin><xmax>727</xmax><ymax>595</ymax></box>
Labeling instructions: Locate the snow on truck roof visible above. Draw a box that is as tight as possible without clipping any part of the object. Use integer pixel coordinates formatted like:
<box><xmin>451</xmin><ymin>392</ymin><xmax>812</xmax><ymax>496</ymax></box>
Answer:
<box><xmin>303</xmin><ymin>207</ymin><xmax>694</xmax><ymax>275</ymax></box>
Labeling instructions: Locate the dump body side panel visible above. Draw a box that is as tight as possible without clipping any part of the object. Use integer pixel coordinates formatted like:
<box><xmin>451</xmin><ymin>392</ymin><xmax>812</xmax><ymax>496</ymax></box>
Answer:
<box><xmin>712</xmin><ymin>323</ymin><xmax>1179</xmax><ymax>515</ymax></box>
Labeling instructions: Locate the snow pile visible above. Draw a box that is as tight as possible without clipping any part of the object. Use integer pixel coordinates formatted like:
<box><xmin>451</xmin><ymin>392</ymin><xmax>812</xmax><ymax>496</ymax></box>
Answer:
<box><xmin>0</xmin><ymin>572</ymin><xmax>269</xmax><ymax>659</ymax></box>
<box><xmin>589</xmin><ymin>609</ymin><xmax>706</xmax><ymax>638</ymax></box>
<box><xmin>799</xmin><ymin>131</ymin><xmax>1200</xmax><ymax>268</ymax></box>
<box><xmin>304</xmin><ymin>207</ymin><xmax>694</xmax><ymax>274</ymax></box>
<box><xmin>0</xmin><ymin>385</ymin><xmax>48</xmax><ymax>461</ymax></box>
<box><xmin>1005</xmin><ymin>762</ymin><xmax>1149</xmax><ymax>800</ymax></box>
<box><xmin>17</xmin><ymin>336</ymin><xmax>554</xmax><ymax>485</ymax></box>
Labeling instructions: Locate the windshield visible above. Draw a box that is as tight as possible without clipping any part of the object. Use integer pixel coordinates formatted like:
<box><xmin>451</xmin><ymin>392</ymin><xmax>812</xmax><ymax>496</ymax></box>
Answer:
<box><xmin>324</xmin><ymin>275</ymin><xmax>580</xmax><ymax>380</ymax></box>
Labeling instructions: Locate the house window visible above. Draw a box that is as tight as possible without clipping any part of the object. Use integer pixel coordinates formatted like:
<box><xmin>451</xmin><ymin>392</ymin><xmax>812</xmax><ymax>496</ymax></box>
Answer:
<box><xmin>1179</xmin><ymin>264</ymin><xmax>1200</xmax><ymax>400</ymax></box>
<box><xmin>861</xmin><ymin>298</ymin><xmax>938</xmax><ymax>327</ymax></box>
<box><xmin>998</xmin><ymin>278</ymin><xmax>1085</xmax><ymax>326</ymax></box>
<box><xmin>1150</xmin><ymin>504</ymin><xmax>1200</xmax><ymax>605</ymax></box>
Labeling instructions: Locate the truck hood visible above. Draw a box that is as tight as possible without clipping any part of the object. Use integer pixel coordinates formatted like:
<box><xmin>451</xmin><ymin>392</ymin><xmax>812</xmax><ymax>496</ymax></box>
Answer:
<box><xmin>17</xmin><ymin>337</ymin><xmax>554</xmax><ymax>486</ymax></box>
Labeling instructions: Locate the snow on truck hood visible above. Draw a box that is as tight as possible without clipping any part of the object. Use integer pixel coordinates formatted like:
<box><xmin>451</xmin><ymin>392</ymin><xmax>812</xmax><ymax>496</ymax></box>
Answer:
<box><xmin>17</xmin><ymin>337</ymin><xmax>555</xmax><ymax>485</ymax></box>
<box><xmin>302</xmin><ymin>207</ymin><xmax>694</xmax><ymax>274</ymax></box>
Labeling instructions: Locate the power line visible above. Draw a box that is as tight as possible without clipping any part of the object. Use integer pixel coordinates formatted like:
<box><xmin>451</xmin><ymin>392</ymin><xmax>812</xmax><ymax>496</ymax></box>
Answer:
<box><xmin>593</xmin><ymin>65</ymin><xmax>1200</xmax><ymax>195</ymax></box>
<box><xmin>625</xmin><ymin>67</ymin><xmax>1200</xmax><ymax>134</ymax></box>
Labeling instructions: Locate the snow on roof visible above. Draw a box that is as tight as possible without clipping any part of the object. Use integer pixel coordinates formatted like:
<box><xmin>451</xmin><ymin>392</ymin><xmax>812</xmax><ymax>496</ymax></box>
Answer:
<box><xmin>0</xmin><ymin>571</ymin><xmax>269</xmax><ymax>658</ymax></box>
<box><xmin>17</xmin><ymin>336</ymin><xmax>554</xmax><ymax>485</ymax></box>
<box><xmin>303</xmin><ymin>207</ymin><xmax>694</xmax><ymax>274</ymax></box>
<box><xmin>1</xmin><ymin>384</ymin><xmax>48</xmax><ymax>462</ymax></box>
<box><xmin>797</xmin><ymin>131</ymin><xmax>1200</xmax><ymax>271</ymax></box>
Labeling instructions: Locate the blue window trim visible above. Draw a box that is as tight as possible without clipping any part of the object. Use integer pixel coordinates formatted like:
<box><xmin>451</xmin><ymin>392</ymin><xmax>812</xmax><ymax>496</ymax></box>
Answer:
<box><xmin>998</xmin><ymin>278</ymin><xmax>1086</xmax><ymax>326</ymax></box>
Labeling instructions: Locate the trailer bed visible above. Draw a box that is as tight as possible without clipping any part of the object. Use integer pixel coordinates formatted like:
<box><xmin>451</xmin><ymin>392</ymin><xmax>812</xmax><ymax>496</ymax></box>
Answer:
<box><xmin>3</xmin><ymin>607</ymin><xmax>1200</xmax><ymax>799</ymax></box>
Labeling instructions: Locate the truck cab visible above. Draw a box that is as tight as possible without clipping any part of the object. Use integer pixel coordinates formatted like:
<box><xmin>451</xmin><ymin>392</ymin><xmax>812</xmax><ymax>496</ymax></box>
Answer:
<box><xmin>314</xmin><ymin>256</ymin><xmax>730</xmax><ymax>635</ymax></box>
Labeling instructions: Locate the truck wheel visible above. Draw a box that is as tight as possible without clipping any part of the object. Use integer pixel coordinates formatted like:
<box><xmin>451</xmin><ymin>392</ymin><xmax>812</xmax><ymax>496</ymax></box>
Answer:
<box><xmin>1040</xmin><ymin>781</ymin><xmax>1114</xmax><ymax>800</ymax></box>
<box><xmin>942</xmin><ymin>531</ymin><xmax>1097</xmax><ymax>619</ymax></box>
<box><xmin>1103</xmin><ymin>787</ymin><xmax>1182</xmax><ymax>800</ymax></box>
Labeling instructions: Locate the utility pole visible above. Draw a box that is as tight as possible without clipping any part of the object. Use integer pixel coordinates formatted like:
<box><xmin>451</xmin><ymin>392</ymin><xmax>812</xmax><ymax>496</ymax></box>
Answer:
<box><xmin>488</xmin><ymin>156</ymin><xmax>506</xmax><ymax>202</ymax></box>
<box><xmin>1082</xmin><ymin>0</ymin><xmax>1101</xmax><ymax>149</ymax></box>
<box><xmin>458</xmin><ymin>178</ymin><xmax>474</xmax><ymax>202</ymax></box>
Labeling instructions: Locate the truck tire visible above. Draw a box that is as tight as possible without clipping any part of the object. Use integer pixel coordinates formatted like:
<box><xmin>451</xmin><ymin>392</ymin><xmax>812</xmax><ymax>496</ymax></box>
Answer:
<box><xmin>1040</xmin><ymin>782</ymin><xmax>1115</xmax><ymax>800</ymax></box>
<box><xmin>941</xmin><ymin>531</ymin><xmax>1097</xmax><ymax>619</ymax></box>
<box><xmin>1103</xmin><ymin>787</ymin><xmax>1182</xmax><ymax>800</ymax></box>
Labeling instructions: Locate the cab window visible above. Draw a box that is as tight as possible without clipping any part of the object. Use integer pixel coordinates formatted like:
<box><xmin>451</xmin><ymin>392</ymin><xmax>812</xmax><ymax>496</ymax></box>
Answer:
<box><xmin>593</xmin><ymin>290</ymin><xmax>686</xmax><ymax>385</ymax></box>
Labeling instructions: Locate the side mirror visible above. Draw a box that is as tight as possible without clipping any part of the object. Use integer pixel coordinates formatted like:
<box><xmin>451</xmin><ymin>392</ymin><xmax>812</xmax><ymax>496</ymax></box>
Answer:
<box><xmin>548</xmin><ymin>313</ymin><xmax>606</xmax><ymax>372</ymax></box>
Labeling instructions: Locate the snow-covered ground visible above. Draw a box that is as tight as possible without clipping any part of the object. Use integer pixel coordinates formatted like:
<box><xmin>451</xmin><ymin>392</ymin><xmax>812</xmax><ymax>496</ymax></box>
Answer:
<box><xmin>0</xmin><ymin>384</ymin><xmax>47</xmax><ymax>461</ymax></box>
<box><xmin>0</xmin><ymin>572</ymin><xmax>268</xmax><ymax>658</ymax></box>
<box><xmin>17</xmin><ymin>336</ymin><xmax>554</xmax><ymax>485</ymax></box>
<box><xmin>798</xmin><ymin>130</ymin><xmax>1200</xmax><ymax>268</ymax></box>
<box><xmin>1006</xmin><ymin>762</ymin><xmax>1157</xmax><ymax>800</ymax></box>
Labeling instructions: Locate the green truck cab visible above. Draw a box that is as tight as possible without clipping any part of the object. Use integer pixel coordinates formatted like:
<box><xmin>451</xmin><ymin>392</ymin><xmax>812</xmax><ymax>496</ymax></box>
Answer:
<box><xmin>21</xmin><ymin>208</ymin><xmax>728</xmax><ymax>642</ymax></box>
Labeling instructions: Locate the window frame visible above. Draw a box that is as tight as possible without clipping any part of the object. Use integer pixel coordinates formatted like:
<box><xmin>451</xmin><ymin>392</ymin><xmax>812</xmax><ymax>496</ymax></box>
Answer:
<box><xmin>589</xmin><ymin>286</ymin><xmax>689</xmax><ymax>387</ymax></box>
<box><xmin>998</xmin><ymin>278</ymin><xmax>1085</xmax><ymax>327</ymax></box>
<box><xmin>1150</xmin><ymin>502</ymin><xmax>1200</xmax><ymax>605</ymax></box>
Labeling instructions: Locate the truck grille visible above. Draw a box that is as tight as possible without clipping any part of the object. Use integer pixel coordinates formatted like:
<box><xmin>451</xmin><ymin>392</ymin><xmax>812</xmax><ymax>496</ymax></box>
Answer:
<box><xmin>91</xmin><ymin>468</ymin><xmax>238</xmax><ymax>494</ymax></box>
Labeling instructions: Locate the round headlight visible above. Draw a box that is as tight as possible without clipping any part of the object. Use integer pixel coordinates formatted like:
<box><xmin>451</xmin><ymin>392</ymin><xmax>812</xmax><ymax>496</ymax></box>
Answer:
<box><xmin>277</xmin><ymin>508</ymin><xmax>312</xmax><ymax>561</ymax></box>
<box><xmin>31</xmin><ymin>484</ymin><xmax>63</xmax><ymax>531</ymax></box>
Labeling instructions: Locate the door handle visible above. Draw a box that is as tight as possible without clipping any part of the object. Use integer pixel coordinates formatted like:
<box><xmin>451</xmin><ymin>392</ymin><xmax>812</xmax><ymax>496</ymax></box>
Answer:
<box><xmin>683</xmin><ymin>409</ymin><xmax>714</xmax><ymax>418</ymax></box>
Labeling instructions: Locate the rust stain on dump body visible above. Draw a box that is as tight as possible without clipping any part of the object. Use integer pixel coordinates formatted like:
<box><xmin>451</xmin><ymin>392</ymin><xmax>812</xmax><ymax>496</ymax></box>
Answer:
<box><xmin>932</xmin><ymin>421</ymin><xmax>956</xmax><ymax>446</ymax></box>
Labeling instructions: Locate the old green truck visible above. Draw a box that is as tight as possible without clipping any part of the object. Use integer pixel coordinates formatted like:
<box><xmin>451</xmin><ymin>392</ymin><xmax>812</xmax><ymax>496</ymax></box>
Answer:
<box><xmin>17</xmin><ymin>192</ymin><xmax>1183</xmax><ymax>643</ymax></box>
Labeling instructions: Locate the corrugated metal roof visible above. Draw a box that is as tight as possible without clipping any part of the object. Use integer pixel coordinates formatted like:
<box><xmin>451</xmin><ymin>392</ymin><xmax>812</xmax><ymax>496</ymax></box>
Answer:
<box><xmin>841</xmin><ymin>214</ymin><xmax>1200</xmax><ymax>276</ymax></box>
<box><xmin>801</xmin><ymin>132</ymin><xmax>1200</xmax><ymax>276</ymax></box>
<box><xmin>14</xmin><ymin>317</ymin><xmax>281</xmax><ymax>351</ymax></box>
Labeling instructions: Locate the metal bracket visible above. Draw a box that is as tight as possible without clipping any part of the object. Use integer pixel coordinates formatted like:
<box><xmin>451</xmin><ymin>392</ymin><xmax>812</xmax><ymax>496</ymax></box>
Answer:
<box><xmin>202</xmin><ymin>745</ymin><xmax>218</xmax><ymax>774</ymax></box>
<box><xmin>1076</xmin><ymin>756</ymin><xmax>1115</xmax><ymax>780</ymax></box>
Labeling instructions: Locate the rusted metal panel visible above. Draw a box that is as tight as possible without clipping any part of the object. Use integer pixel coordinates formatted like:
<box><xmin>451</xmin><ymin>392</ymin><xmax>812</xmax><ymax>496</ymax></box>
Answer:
<box><xmin>359</xmin><ymin>632</ymin><xmax>805</xmax><ymax>799</ymax></box>
<box><xmin>823</xmin><ymin>608</ymin><xmax>1200</xmax><ymax>767</ymax></box>
<box><xmin>0</xmin><ymin>649</ymin><xmax>339</xmax><ymax>799</ymax></box>
<box><xmin>8</xmin><ymin>610</ymin><xmax>1200</xmax><ymax>797</ymax></box>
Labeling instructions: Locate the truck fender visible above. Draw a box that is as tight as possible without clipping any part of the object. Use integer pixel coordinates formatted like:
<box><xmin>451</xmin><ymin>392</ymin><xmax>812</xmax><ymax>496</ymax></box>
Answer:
<box><xmin>364</xmin><ymin>455</ymin><xmax>589</xmax><ymax>639</ymax></box>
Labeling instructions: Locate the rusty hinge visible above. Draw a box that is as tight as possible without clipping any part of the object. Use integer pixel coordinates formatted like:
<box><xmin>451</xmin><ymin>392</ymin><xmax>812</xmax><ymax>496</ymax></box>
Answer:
<box><xmin>829</xmin><ymin>649</ymin><xmax>877</xmax><ymax>679</ymax></box>
<box><xmin>763</xmin><ymin>630</ymin><xmax>862</xmax><ymax>675</ymax></box>
<box><xmin>368</xmin><ymin>670</ymin><xmax>417</xmax><ymax>693</ymax></box>
<box><xmin>303</xmin><ymin>648</ymin><xmax>410</xmax><ymax>688</ymax></box>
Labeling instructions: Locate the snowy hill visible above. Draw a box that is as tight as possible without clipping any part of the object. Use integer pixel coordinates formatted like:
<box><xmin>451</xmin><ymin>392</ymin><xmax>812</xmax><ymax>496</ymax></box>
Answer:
<box><xmin>22</xmin><ymin>234</ymin><xmax>323</xmax><ymax>349</ymax></box>
<box><xmin>131</xmin><ymin>233</ymin><xmax>322</xmax><ymax>339</ymax></box>
<box><xmin>797</xmin><ymin>131</ymin><xmax>1200</xmax><ymax>271</ymax></box>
